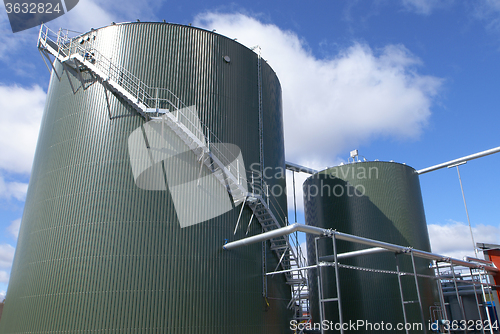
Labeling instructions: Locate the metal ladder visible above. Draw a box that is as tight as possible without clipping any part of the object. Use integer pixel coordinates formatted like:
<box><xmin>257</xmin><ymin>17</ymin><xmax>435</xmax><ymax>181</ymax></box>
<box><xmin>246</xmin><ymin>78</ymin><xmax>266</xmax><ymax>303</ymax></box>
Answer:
<box><xmin>37</xmin><ymin>24</ymin><xmax>309</xmax><ymax>319</ymax></box>
<box><xmin>395</xmin><ymin>251</ymin><xmax>427</xmax><ymax>334</ymax></box>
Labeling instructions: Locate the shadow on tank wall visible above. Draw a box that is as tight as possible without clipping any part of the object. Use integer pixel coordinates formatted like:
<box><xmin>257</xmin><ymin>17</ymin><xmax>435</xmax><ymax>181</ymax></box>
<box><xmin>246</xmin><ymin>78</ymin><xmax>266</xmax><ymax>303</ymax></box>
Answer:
<box><xmin>304</xmin><ymin>162</ymin><xmax>438</xmax><ymax>333</ymax></box>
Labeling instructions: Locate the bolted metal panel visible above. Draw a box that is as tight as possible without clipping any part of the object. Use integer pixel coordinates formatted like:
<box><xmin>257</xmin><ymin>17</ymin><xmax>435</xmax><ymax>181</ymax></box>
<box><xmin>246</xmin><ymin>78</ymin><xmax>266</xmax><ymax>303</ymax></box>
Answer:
<box><xmin>1</xmin><ymin>23</ymin><xmax>291</xmax><ymax>333</ymax></box>
<box><xmin>304</xmin><ymin>161</ymin><xmax>437</xmax><ymax>330</ymax></box>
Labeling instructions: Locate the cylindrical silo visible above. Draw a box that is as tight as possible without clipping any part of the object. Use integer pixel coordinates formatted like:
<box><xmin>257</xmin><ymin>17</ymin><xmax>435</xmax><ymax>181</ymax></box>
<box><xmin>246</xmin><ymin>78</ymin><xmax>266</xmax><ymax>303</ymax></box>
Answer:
<box><xmin>303</xmin><ymin>161</ymin><xmax>437</xmax><ymax>332</ymax></box>
<box><xmin>0</xmin><ymin>22</ymin><xmax>291</xmax><ymax>333</ymax></box>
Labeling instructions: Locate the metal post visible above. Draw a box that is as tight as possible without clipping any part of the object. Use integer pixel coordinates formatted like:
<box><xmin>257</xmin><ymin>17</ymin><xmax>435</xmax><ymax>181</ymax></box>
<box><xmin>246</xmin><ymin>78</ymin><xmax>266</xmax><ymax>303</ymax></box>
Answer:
<box><xmin>479</xmin><ymin>271</ymin><xmax>495</xmax><ymax>334</ymax></box>
<box><xmin>237</xmin><ymin>159</ymin><xmax>240</xmax><ymax>185</ymax></box>
<box><xmin>262</xmin><ymin>235</ymin><xmax>267</xmax><ymax>298</ymax></box>
<box><xmin>155</xmin><ymin>87</ymin><xmax>159</xmax><ymax>115</ymax></box>
<box><xmin>410</xmin><ymin>250</ymin><xmax>428</xmax><ymax>333</ymax></box>
<box><xmin>450</xmin><ymin>262</ymin><xmax>468</xmax><ymax>332</ymax></box>
<box><xmin>136</xmin><ymin>82</ymin><xmax>140</xmax><ymax>103</ymax></box>
<box><xmin>469</xmin><ymin>268</ymin><xmax>486</xmax><ymax>334</ymax></box>
<box><xmin>331</xmin><ymin>235</ymin><xmax>344</xmax><ymax>334</ymax></box>
<box><xmin>395</xmin><ymin>253</ymin><xmax>410</xmax><ymax>334</ymax></box>
<box><xmin>109</xmin><ymin>58</ymin><xmax>112</xmax><ymax>81</ymax></box>
<box><xmin>292</xmin><ymin>171</ymin><xmax>297</xmax><ymax>223</ymax></box>
<box><xmin>251</xmin><ymin>172</ymin><xmax>255</xmax><ymax>194</ymax></box>
<box><xmin>266</xmin><ymin>184</ymin><xmax>269</xmax><ymax>207</ymax></box>
<box><xmin>435</xmin><ymin>262</ymin><xmax>451</xmax><ymax>334</ymax></box>
<box><xmin>161</xmin><ymin>114</ymin><xmax>165</xmax><ymax>148</ymax></box>
<box><xmin>315</xmin><ymin>237</ymin><xmax>325</xmax><ymax>334</ymax></box>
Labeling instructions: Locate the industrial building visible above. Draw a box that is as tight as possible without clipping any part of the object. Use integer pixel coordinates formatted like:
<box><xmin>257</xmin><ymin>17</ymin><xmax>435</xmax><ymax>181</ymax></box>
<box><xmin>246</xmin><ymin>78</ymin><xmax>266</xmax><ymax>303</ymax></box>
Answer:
<box><xmin>0</xmin><ymin>21</ymin><xmax>499</xmax><ymax>334</ymax></box>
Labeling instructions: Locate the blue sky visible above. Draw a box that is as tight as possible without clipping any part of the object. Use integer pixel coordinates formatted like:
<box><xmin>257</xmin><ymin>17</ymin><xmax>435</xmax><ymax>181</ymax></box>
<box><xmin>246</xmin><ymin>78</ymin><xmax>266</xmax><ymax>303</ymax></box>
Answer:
<box><xmin>1</xmin><ymin>0</ymin><xmax>500</xmax><ymax>300</ymax></box>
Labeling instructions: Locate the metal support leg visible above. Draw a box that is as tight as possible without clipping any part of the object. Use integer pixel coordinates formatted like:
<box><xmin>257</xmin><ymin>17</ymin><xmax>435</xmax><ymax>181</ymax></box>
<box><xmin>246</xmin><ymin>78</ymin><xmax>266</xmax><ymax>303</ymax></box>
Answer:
<box><xmin>274</xmin><ymin>246</ymin><xmax>290</xmax><ymax>272</ymax></box>
<box><xmin>435</xmin><ymin>262</ymin><xmax>451</xmax><ymax>334</ymax></box>
<box><xmin>470</xmin><ymin>268</ymin><xmax>486</xmax><ymax>334</ymax></box>
<box><xmin>395</xmin><ymin>253</ymin><xmax>410</xmax><ymax>334</ymax></box>
<box><xmin>245</xmin><ymin>212</ymin><xmax>255</xmax><ymax>235</ymax></box>
<box><xmin>331</xmin><ymin>235</ymin><xmax>344</xmax><ymax>334</ymax></box>
<box><xmin>64</xmin><ymin>64</ymin><xmax>78</xmax><ymax>94</ymax></box>
<box><xmin>234</xmin><ymin>198</ymin><xmax>247</xmax><ymax>235</ymax></box>
<box><xmin>450</xmin><ymin>262</ymin><xmax>468</xmax><ymax>333</ymax></box>
<box><xmin>479</xmin><ymin>270</ymin><xmax>495</xmax><ymax>334</ymax></box>
<box><xmin>410</xmin><ymin>250</ymin><xmax>428</xmax><ymax>333</ymax></box>
<box><xmin>103</xmin><ymin>85</ymin><xmax>112</xmax><ymax>119</ymax></box>
<box><xmin>315</xmin><ymin>236</ymin><xmax>343</xmax><ymax>334</ymax></box>
<box><xmin>197</xmin><ymin>154</ymin><xmax>204</xmax><ymax>186</ymax></box>
<box><xmin>315</xmin><ymin>237</ymin><xmax>325</xmax><ymax>334</ymax></box>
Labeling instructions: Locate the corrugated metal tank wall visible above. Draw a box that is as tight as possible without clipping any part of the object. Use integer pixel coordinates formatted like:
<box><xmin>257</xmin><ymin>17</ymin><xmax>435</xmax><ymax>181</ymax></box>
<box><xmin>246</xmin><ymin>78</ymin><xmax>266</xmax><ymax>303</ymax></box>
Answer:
<box><xmin>303</xmin><ymin>161</ymin><xmax>437</xmax><ymax>332</ymax></box>
<box><xmin>0</xmin><ymin>22</ymin><xmax>291</xmax><ymax>333</ymax></box>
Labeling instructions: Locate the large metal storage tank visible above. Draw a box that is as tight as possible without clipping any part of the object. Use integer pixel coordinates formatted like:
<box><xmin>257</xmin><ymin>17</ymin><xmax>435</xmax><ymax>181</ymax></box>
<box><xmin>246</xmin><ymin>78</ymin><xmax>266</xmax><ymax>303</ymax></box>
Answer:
<box><xmin>304</xmin><ymin>161</ymin><xmax>436</xmax><ymax>332</ymax></box>
<box><xmin>0</xmin><ymin>22</ymin><xmax>291</xmax><ymax>333</ymax></box>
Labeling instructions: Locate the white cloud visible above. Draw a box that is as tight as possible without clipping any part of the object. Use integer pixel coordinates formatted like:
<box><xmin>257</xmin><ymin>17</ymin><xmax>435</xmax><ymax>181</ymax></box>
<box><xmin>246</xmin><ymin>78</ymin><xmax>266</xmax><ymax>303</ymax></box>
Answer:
<box><xmin>194</xmin><ymin>13</ymin><xmax>442</xmax><ymax>168</ymax></box>
<box><xmin>0</xmin><ymin>290</ymin><xmax>5</xmax><ymax>301</ymax></box>
<box><xmin>0</xmin><ymin>10</ymin><xmax>36</xmax><ymax>61</ymax></box>
<box><xmin>51</xmin><ymin>0</ymin><xmax>165</xmax><ymax>34</ymax></box>
<box><xmin>286</xmin><ymin>170</ymin><xmax>310</xmax><ymax>212</ymax></box>
<box><xmin>0</xmin><ymin>0</ymin><xmax>163</xmax><ymax>63</ymax></box>
<box><xmin>428</xmin><ymin>220</ymin><xmax>500</xmax><ymax>260</ymax></box>
<box><xmin>0</xmin><ymin>271</ymin><xmax>9</xmax><ymax>284</ymax></box>
<box><xmin>472</xmin><ymin>0</ymin><xmax>500</xmax><ymax>33</ymax></box>
<box><xmin>7</xmin><ymin>218</ymin><xmax>22</xmax><ymax>239</ymax></box>
<box><xmin>0</xmin><ymin>85</ymin><xmax>46</xmax><ymax>175</ymax></box>
<box><xmin>0</xmin><ymin>176</ymin><xmax>28</xmax><ymax>201</ymax></box>
<box><xmin>0</xmin><ymin>244</ymin><xmax>15</xmax><ymax>269</ymax></box>
<box><xmin>401</xmin><ymin>0</ymin><xmax>453</xmax><ymax>15</ymax></box>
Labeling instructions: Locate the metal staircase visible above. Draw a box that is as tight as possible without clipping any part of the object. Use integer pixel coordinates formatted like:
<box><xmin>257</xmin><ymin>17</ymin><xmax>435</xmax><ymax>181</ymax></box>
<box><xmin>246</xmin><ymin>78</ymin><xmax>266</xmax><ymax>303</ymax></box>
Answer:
<box><xmin>37</xmin><ymin>24</ymin><xmax>309</xmax><ymax>320</ymax></box>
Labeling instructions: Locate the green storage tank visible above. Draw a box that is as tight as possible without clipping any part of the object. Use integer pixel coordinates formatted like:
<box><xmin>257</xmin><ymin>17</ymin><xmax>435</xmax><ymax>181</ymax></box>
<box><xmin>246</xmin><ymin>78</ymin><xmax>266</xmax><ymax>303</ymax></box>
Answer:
<box><xmin>0</xmin><ymin>22</ymin><xmax>291</xmax><ymax>333</ymax></box>
<box><xmin>303</xmin><ymin>161</ymin><xmax>437</xmax><ymax>332</ymax></box>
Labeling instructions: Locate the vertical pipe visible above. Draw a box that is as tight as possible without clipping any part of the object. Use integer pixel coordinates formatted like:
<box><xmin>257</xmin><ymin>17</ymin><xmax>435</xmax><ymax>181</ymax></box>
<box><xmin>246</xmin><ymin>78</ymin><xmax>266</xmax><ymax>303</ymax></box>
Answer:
<box><xmin>456</xmin><ymin>166</ymin><xmax>478</xmax><ymax>258</ymax></box>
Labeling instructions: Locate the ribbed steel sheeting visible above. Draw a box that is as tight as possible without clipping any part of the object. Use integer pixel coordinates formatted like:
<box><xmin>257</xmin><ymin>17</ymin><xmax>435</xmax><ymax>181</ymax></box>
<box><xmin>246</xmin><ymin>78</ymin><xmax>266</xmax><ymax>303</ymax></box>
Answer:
<box><xmin>0</xmin><ymin>22</ymin><xmax>290</xmax><ymax>333</ymax></box>
<box><xmin>303</xmin><ymin>161</ymin><xmax>437</xmax><ymax>332</ymax></box>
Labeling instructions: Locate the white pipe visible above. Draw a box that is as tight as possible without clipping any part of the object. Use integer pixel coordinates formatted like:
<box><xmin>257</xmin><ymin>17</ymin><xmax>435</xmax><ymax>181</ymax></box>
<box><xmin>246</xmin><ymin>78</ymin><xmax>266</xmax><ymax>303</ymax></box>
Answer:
<box><xmin>285</xmin><ymin>161</ymin><xmax>318</xmax><ymax>174</ymax></box>
<box><xmin>320</xmin><ymin>247</ymin><xmax>389</xmax><ymax>261</ymax></box>
<box><xmin>416</xmin><ymin>146</ymin><xmax>500</xmax><ymax>174</ymax></box>
<box><xmin>223</xmin><ymin>223</ymin><xmax>498</xmax><ymax>273</ymax></box>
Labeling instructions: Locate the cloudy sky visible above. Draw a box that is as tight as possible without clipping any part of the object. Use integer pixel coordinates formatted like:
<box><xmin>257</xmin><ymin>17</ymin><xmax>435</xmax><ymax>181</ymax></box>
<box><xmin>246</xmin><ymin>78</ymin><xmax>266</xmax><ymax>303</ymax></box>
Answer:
<box><xmin>2</xmin><ymin>0</ymin><xmax>500</xmax><ymax>300</ymax></box>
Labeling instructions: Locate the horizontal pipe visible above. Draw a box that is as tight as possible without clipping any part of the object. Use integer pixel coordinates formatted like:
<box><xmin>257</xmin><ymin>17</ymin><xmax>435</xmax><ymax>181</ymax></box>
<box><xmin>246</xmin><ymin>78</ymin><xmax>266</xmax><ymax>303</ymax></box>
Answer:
<box><xmin>320</xmin><ymin>247</ymin><xmax>389</xmax><ymax>262</ymax></box>
<box><xmin>223</xmin><ymin>223</ymin><xmax>325</xmax><ymax>250</ymax></box>
<box><xmin>285</xmin><ymin>161</ymin><xmax>318</xmax><ymax>174</ymax></box>
<box><xmin>463</xmin><ymin>256</ymin><xmax>495</xmax><ymax>265</ymax></box>
<box><xmin>223</xmin><ymin>223</ymin><xmax>498</xmax><ymax>273</ymax></box>
<box><xmin>416</xmin><ymin>146</ymin><xmax>500</xmax><ymax>175</ymax></box>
